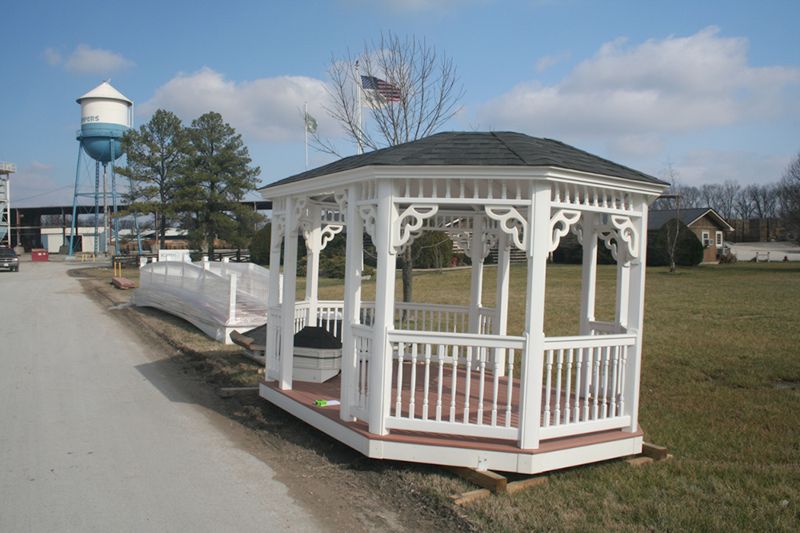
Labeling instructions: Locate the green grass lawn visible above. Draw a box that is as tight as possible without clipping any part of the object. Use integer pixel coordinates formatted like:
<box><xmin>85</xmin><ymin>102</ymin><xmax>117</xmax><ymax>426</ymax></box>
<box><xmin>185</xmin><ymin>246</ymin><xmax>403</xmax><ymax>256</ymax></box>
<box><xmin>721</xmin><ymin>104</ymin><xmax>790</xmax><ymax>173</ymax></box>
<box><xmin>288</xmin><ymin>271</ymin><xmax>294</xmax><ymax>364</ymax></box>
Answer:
<box><xmin>312</xmin><ymin>262</ymin><xmax>800</xmax><ymax>531</ymax></box>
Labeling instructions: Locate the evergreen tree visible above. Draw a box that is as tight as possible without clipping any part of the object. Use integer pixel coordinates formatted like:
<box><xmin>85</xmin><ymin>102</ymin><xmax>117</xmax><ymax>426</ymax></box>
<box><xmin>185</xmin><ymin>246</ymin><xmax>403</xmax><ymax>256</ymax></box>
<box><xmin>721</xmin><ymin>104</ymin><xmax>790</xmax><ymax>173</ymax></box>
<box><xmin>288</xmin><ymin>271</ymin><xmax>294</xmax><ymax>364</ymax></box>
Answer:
<box><xmin>176</xmin><ymin>112</ymin><xmax>260</xmax><ymax>256</ymax></box>
<box><xmin>118</xmin><ymin>109</ymin><xmax>187</xmax><ymax>250</ymax></box>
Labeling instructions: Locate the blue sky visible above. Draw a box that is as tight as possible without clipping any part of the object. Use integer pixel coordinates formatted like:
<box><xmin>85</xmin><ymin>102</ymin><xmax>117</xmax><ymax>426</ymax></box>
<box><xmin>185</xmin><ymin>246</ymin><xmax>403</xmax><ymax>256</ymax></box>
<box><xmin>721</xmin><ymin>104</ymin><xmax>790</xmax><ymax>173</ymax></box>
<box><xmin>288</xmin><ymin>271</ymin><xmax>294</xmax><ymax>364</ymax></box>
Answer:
<box><xmin>2</xmin><ymin>0</ymin><xmax>798</xmax><ymax>206</ymax></box>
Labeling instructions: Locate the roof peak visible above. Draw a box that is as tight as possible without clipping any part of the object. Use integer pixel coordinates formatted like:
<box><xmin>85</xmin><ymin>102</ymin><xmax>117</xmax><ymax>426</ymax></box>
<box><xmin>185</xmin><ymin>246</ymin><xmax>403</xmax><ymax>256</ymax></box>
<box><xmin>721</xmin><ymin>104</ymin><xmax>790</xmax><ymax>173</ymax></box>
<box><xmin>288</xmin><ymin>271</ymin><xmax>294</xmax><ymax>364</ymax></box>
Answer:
<box><xmin>76</xmin><ymin>81</ymin><xmax>133</xmax><ymax>105</ymax></box>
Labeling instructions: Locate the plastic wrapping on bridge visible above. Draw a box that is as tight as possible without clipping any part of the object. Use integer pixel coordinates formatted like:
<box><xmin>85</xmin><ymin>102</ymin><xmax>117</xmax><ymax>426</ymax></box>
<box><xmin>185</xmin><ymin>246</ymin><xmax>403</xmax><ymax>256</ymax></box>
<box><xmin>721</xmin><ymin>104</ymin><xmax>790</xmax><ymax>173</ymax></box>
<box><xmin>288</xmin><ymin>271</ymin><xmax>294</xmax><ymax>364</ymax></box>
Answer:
<box><xmin>133</xmin><ymin>261</ymin><xmax>277</xmax><ymax>344</ymax></box>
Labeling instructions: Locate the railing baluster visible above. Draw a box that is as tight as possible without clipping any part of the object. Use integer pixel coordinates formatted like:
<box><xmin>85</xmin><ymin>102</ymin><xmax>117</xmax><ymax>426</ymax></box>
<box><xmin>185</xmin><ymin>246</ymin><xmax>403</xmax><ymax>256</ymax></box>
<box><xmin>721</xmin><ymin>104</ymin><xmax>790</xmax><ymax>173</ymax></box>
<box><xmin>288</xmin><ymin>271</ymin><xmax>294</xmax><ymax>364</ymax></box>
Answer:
<box><xmin>450</xmin><ymin>345</ymin><xmax>458</xmax><ymax>422</ymax></box>
<box><xmin>409</xmin><ymin>342</ymin><xmax>418</xmax><ymax>419</ymax></box>
<box><xmin>592</xmin><ymin>346</ymin><xmax>601</xmax><ymax>420</ymax></box>
<box><xmin>554</xmin><ymin>348</ymin><xmax>563</xmax><ymax>425</ymax></box>
<box><xmin>609</xmin><ymin>345</ymin><xmax>619</xmax><ymax>417</ymax></box>
<box><xmin>477</xmin><ymin>346</ymin><xmax>486</xmax><ymax>425</ymax></box>
<box><xmin>491</xmin><ymin>348</ymin><xmax>500</xmax><ymax>426</ymax></box>
<box><xmin>505</xmin><ymin>348</ymin><xmax>514</xmax><ymax>427</ymax></box>
<box><xmin>436</xmin><ymin>344</ymin><xmax>445</xmax><ymax>421</ymax></box>
<box><xmin>564</xmin><ymin>348</ymin><xmax>573</xmax><ymax>425</ymax></box>
<box><xmin>574</xmin><ymin>347</ymin><xmax>583</xmax><ymax>423</ymax></box>
<box><xmin>395</xmin><ymin>341</ymin><xmax>405</xmax><ymax>417</ymax></box>
<box><xmin>544</xmin><ymin>349</ymin><xmax>553</xmax><ymax>427</ymax></box>
<box><xmin>618</xmin><ymin>345</ymin><xmax>627</xmax><ymax>416</ymax></box>
<box><xmin>422</xmin><ymin>343</ymin><xmax>431</xmax><ymax>421</ymax></box>
<box><xmin>463</xmin><ymin>346</ymin><xmax>472</xmax><ymax>423</ymax></box>
<box><xmin>601</xmin><ymin>346</ymin><xmax>610</xmax><ymax>419</ymax></box>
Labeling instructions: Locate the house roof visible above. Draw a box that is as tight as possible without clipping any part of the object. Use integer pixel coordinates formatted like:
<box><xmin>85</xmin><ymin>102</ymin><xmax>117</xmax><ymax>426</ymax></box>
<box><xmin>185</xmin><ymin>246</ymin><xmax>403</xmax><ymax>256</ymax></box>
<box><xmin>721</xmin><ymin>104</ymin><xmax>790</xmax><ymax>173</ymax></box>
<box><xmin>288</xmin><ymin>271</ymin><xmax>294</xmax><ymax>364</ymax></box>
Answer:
<box><xmin>260</xmin><ymin>131</ymin><xmax>668</xmax><ymax>191</ymax></box>
<box><xmin>648</xmin><ymin>207</ymin><xmax>734</xmax><ymax>231</ymax></box>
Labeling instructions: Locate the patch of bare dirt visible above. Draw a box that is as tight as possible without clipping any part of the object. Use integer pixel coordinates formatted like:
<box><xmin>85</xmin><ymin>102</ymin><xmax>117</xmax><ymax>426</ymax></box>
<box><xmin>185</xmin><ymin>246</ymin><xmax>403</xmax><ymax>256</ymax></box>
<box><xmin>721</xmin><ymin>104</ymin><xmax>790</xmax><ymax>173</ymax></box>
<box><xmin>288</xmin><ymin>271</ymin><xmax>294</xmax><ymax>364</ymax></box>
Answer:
<box><xmin>70</xmin><ymin>267</ymin><xmax>476</xmax><ymax>533</ymax></box>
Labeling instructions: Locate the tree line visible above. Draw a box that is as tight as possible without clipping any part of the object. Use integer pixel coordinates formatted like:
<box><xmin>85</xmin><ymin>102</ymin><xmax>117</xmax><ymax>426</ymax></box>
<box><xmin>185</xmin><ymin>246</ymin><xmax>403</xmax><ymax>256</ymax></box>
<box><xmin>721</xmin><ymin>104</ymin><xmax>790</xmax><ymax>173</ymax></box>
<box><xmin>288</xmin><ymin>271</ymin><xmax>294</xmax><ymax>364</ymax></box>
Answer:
<box><xmin>117</xmin><ymin>109</ymin><xmax>261</xmax><ymax>255</ymax></box>
<box><xmin>653</xmin><ymin>152</ymin><xmax>800</xmax><ymax>242</ymax></box>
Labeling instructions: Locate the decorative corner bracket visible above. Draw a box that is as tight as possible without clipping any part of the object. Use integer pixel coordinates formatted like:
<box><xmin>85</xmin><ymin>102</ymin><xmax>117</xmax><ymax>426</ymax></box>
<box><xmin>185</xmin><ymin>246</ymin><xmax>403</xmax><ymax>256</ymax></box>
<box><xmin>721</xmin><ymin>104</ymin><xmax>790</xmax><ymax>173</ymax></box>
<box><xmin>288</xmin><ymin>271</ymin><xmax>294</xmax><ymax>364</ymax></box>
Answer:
<box><xmin>319</xmin><ymin>224</ymin><xmax>344</xmax><ymax>250</ymax></box>
<box><xmin>485</xmin><ymin>206</ymin><xmax>527</xmax><ymax>252</ymax></box>
<box><xmin>393</xmin><ymin>204</ymin><xmax>438</xmax><ymax>251</ymax></box>
<box><xmin>549</xmin><ymin>209</ymin><xmax>582</xmax><ymax>253</ymax></box>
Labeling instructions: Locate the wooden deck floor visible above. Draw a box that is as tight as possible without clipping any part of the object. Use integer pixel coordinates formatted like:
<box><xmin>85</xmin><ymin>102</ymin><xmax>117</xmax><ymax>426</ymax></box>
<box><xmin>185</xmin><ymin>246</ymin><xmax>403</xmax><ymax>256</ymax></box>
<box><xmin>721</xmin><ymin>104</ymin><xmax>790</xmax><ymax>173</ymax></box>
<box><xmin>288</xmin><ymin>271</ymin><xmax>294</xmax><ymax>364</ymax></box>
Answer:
<box><xmin>261</xmin><ymin>365</ymin><xmax>640</xmax><ymax>455</ymax></box>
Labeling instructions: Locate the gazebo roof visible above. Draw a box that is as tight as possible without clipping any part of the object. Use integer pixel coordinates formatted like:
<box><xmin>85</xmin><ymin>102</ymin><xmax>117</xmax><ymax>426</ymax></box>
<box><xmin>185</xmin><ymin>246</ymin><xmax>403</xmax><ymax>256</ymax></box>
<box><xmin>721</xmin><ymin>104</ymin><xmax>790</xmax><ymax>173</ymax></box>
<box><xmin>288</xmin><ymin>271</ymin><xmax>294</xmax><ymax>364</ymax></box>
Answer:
<box><xmin>261</xmin><ymin>131</ymin><xmax>668</xmax><ymax>191</ymax></box>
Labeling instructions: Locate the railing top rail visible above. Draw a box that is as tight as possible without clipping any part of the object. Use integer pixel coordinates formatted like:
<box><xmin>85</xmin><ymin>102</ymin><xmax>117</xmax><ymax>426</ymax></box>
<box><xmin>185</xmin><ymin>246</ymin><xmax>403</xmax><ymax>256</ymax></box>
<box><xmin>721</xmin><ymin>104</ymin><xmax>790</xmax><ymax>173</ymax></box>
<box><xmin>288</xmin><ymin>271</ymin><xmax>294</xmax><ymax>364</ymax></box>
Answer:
<box><xmin>352</xmin><ymin>324</ymin><xmax>374</xmax><ymax>335</ymax></box>
<box><xmin>394</xmin><ymin>301</ymin><xmax>471</xmax><ymax>312</ymax></box>
<box><xmin>388</xmin><ymin>329</ymin><xmax>525</xmax><ymax>349</ymax></box>
<box><xmin>544</xmin><ymin>333</ymin><xmax>636</xmax><ymax>349</ymax></box>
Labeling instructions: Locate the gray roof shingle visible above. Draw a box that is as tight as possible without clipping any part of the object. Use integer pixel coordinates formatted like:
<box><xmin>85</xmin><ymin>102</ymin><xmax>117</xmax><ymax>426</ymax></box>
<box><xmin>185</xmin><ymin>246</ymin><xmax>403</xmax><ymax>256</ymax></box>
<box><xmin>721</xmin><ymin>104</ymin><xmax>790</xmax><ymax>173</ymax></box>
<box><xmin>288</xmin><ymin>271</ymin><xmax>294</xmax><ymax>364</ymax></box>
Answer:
<box><xmin>260</xmin><ymin>131</ymin><xmax>668</xmax><ymax>190</ymax></box>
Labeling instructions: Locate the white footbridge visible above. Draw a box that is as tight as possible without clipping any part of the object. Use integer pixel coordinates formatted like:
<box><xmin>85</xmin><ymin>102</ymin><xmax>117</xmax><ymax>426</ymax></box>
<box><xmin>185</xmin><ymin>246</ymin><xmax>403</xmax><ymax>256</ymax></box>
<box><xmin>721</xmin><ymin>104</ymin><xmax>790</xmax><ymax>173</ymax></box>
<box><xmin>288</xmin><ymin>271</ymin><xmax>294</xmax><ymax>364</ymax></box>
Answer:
<box><xmin>133</xmin><ymin>256</ymin><xmax>276</xmax><ymax>344</ymax></box>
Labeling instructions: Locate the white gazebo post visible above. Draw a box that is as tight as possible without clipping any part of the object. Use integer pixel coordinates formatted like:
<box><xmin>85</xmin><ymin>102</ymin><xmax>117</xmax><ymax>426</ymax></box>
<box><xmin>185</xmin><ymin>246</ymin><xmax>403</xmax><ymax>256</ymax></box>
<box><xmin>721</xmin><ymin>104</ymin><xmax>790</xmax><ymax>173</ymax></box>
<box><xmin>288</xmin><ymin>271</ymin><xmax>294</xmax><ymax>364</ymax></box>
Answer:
<box><xmin>468</xmin><ymin>215</ymin><xmax>485</xmax><ymax>333</ymax></box>
<box><xmin>623</xmin><ymin>200</ymin><xmax>648</xmax><ymax>433</ymax></box>
<box><xmin>340</xmin><ymin>186</ymin><xmax>363</xmax><ymax>421</ymax></box>
<box><xmin>279</xmin><ymin>196</ymin><xmax>299</xmax><ymax>390</ymax></box>
<box><xmin>517</xmin><ymin>182</ymin><xmax>551</xmax><ymax>450</ymax></box>
<box><xmin>265</xmin><ymin>209</ymin><xmax>284</xmax><ymax>380</ymax></box>
<box><xmin>304</xmin><ymin>203</ymin><xmax>322</xmax><ymax>327</ymax></box>
<box><xmin>579</xmin><ymin>212</ymin><xmax>598</xmax><ymax>335</ymax></box>
<box><xmin>368</xmin><ymin>180</ymin><xmax>397</xmax><ymax>435</ymax></box>
<box><xmin>493</xmin><ymin>230</ymin><xmax>511</xmax><ymax>376</ymax></box>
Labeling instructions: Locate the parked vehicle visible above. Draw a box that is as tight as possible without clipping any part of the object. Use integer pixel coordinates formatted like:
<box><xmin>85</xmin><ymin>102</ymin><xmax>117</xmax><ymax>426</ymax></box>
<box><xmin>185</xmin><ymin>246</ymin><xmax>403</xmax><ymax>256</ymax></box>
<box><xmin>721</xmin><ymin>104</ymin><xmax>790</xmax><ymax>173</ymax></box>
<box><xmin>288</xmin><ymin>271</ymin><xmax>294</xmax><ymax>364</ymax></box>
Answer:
<box><xmin>0</xmin><ymin>247</ymin><xmax>19</xmax><ymax>272</ymax></box>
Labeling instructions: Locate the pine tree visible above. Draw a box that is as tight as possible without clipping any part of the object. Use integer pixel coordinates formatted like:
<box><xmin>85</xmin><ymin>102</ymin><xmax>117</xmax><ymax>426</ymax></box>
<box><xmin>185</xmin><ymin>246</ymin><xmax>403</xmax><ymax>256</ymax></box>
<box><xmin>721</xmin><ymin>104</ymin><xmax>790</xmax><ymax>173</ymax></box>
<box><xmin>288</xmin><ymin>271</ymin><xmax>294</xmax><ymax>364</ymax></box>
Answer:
<box><xmin>118</xmin><ymin>109</ymin><xmax>187</xmax><ymax>250</ymax></box>
<box><xmin>176</xmin><ymin>112</ymin><xmax>260</xmax><ymax>256</ymax></box>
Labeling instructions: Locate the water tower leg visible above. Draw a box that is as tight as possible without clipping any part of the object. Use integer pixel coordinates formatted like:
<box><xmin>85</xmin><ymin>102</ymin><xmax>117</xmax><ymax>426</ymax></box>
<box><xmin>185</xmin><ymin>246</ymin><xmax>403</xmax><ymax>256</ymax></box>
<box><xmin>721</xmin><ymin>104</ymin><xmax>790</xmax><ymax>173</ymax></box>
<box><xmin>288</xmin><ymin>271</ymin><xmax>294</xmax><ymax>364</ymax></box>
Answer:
<box><xmin>68</xmin><ymin>143</ymin><xmax>82</xmax><ymax>256</ymax></box>
<box><xmin>94</xmin><ymin>160</ymin><xmax>100</xmax><ymax>257</ymax></box>
<box><xmin>102</xmin><ymin>163</ymin><xmax>109</xmax><ymax>255</ymax></box>
<box><xmin>110</xmin><ymin>141</ymin><xmax>120</xmax><ymax>256</ymax></box>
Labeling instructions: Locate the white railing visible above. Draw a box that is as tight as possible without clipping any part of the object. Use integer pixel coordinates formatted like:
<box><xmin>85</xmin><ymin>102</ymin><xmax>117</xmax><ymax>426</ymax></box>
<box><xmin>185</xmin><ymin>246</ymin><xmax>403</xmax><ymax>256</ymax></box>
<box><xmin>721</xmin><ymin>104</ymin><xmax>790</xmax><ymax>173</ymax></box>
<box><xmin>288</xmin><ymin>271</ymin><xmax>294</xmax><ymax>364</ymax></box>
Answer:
<box><xmin>394</xmin><ymin>303</ymin><xmax>470</xmax><ymax>333</ymax></box>
<box><xmin>293</xmin><ymin>301</ymin><xmax>309</xmax><ymax>333</ymax></box>
<box><xmin>349</xmin><ymin>324</ymin><xmax>373</xmax><ymax>421</ymax></box>
<box><xmin>539</xmin><ymin>334</ymin><xmax>635</xmax><ymax>439</ymax></box>
<box><xmin>205</xmin><ymin>261</ymin><xmax>272</xmax><ymax>305</ymax></box>
<box><xmin>384</xmin><ymin>330</ymin><xmax>524</xmax><ymax>440</ymax></box>
<box><xmin>300</xmin><ymin>300</ymin><xmax>496</xmax><ymax>337</ymax></box>
<box><xmin>587</xmin><ymin>320</ymin><xmax>624</xmax><ymax>336</ymax></box>
<box><xmin>478</xmin><ymin>306</ymin><xmax>495</xmax><ymax>335</ymax></box>
<box><xmin>135</xmin><ymin>260</ymin><xmax>271</xmax><ymax>343</ymax></box>
<box><xmin>316</xmin><ymin>301</ymin><xmax>345</xmax><ymax>339</ymax></box>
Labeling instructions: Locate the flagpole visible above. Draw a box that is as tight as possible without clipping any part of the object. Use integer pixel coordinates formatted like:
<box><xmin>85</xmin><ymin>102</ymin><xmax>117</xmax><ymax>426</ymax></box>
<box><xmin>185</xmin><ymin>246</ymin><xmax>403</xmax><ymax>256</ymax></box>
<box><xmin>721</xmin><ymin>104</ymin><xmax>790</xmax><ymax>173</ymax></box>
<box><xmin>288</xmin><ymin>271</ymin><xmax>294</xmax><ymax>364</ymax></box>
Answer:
<box><xmin>355</xmin><ymin>60</ymin><xmax>363</xmax><ymax>155</ymax></box>
<box><xmin>304</xmin><ymin>101</ymin><xmax>309</xmax><ymax>170</ymax></box>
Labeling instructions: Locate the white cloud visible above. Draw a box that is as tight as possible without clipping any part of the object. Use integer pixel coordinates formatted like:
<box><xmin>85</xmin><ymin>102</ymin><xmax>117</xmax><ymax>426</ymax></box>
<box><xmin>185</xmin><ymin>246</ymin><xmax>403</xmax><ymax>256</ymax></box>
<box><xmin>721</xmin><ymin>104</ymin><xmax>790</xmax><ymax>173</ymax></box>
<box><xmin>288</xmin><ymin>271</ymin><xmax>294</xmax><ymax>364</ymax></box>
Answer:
<box><xmin>30</xmin><ymin>160</ymin><xmax>52</xmax><ymax>171</ymax></box>
<box><xmin>61</xmin><ymin>44</ymin><xmax>134</xmax><ymax>74</ymax></box>
<box><xmin>535</xmin><ymin>51</ymin><xmax>570</xmax><ymax>73</ymax></box>
<box><xmin>673</xmin><ymin>149</ymin><xmax>791</xmax><ymax>186</ymax></box>
<box><xmin>479</xmin><ymin>27</ymin><xmax>800</xmax><ymax>145</ymax></box>
<box><xmin>9</xmin><ymin>161</ymin><xmax>71</xmax><ymax>207</ymax></box>
<box><xmin>43</xmin><ymin>48</ymin><xmax>62</xmax><ymax>66</ymax></box>
<box><xmin>139</xmin><ymin>67</ymin><xmax>333</xmax><ymax>143</ymax></box>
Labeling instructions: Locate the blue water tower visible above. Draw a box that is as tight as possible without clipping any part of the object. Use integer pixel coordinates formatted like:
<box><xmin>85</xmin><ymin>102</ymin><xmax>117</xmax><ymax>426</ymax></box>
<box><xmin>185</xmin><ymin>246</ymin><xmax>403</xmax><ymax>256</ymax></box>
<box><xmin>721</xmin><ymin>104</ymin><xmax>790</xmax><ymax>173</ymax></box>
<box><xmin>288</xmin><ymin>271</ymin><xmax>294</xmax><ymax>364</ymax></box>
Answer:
<box><xmin>69</xmin><ymin>81</ymin><xmax>134</xmax><ymax>256</ymax></box>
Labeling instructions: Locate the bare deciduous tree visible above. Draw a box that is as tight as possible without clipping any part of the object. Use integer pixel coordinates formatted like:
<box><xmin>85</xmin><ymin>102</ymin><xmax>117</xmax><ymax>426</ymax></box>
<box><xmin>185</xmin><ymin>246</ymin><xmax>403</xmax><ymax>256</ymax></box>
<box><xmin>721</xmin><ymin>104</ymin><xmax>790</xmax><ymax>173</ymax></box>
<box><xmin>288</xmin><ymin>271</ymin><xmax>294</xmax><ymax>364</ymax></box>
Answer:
<box><xmin>780</xmin><ymin>152</ymin><xmax>800</xmax><ymax>242</ymax></box>
<box><xmin>660</xmin><ymin>164</ymin><xmax>683</xmax><ymax>273</ymax></box>
<box><xmin>318</xmin><ymin>31</ymin><xmax>464</xmax><ymax>302</ymax></box>
<box><xmin>718</xmin><ymin>180</ymin><xmax>740</xmax><ymax>221</ymax></box>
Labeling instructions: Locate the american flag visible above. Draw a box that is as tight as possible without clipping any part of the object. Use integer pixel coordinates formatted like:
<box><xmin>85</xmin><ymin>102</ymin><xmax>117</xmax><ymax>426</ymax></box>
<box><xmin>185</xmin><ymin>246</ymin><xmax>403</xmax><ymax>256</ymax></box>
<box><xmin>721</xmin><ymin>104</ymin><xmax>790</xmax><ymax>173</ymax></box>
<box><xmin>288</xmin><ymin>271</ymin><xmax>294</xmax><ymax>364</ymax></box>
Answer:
<box><xmin>361</xmin><ymin>75</ymin><xmax>402</xmax><ymax>102</ymax></box>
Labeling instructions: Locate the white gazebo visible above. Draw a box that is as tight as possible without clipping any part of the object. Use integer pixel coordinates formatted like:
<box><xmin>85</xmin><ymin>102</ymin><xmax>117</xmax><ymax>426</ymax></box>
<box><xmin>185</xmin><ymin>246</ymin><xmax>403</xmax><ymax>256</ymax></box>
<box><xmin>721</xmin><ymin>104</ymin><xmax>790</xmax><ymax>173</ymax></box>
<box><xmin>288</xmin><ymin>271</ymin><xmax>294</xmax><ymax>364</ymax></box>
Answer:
<box><xmin>258</xmin><ymin>132</ymin><xmax>668</xmax><ymax>474</ymax></box>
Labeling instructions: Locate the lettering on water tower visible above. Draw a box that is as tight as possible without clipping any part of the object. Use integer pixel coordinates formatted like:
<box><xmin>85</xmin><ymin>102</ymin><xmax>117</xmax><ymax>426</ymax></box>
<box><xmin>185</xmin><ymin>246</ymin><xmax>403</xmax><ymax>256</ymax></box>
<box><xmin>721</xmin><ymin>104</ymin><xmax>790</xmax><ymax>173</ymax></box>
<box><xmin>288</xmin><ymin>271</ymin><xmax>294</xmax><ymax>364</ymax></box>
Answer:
<box><xmin>81</xmin><ymin>115</ymin><xmax>101</xmax><ymax>124</ymax></box>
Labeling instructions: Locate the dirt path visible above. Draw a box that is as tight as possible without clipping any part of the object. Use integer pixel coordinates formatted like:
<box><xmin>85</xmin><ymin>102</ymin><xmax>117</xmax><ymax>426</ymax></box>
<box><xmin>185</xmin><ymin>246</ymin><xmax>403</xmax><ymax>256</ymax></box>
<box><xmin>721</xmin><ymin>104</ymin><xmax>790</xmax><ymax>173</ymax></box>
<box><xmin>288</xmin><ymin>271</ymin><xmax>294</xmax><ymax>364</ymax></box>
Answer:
<box><xmin>74</xmin><ymin>266</ymin><xmax>474</xmax><ymax>533</ymax></box>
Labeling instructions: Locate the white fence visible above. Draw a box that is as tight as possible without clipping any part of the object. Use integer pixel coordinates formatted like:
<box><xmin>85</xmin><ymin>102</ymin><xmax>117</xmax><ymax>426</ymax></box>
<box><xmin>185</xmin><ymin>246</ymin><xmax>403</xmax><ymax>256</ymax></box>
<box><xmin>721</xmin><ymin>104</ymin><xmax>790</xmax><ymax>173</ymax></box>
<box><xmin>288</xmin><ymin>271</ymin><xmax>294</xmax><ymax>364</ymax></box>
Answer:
<box><xmin>384</xmin><ymin>330</ymin><xmax>523</xmax><ymax>439</ymax></box>
<box><xmin>268</xmin><ymin>299</ymin><xmax>638</xmax><ymax>445</ymax></box>
<box><xmin>134</xmin><ymin>260</ymin><xmax>273</xmax><ymax>343</ymax></box>
<box><xmin>539</xmin><ymin>334</ymin><xmax>634</xmax><ymax>439</ymax></box>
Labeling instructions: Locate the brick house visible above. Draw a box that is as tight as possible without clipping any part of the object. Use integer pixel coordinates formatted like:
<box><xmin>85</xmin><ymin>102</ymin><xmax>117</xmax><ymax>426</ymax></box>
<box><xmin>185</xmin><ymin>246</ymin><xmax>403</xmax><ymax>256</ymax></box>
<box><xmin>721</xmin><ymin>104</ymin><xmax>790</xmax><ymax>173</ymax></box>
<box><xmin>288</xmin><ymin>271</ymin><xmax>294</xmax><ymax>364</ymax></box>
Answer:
<box><xmin>649</xmin><ymin>207</ymin><xmax>734</xmax><ymax>263</ymax></box>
